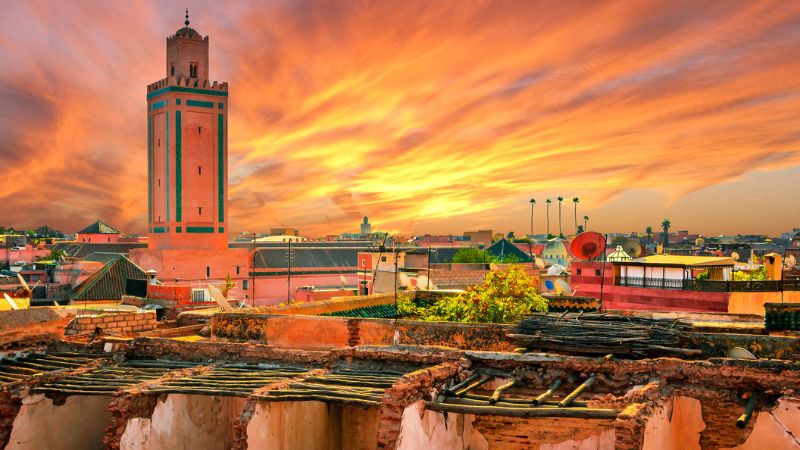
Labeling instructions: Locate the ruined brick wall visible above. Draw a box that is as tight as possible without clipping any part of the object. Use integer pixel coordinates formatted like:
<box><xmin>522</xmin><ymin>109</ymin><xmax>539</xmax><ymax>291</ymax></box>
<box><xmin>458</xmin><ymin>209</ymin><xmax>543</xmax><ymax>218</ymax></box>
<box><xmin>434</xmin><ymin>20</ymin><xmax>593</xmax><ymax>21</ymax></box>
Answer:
<box><xmin>104</xmin><ymin>394</ymin><xmax>158</xmax><ymax>450</ymax></box>
<box><xmin>473</xmin><ymin>416</ymin><xmax>616</xmax><ymax>449</ymax></box>
<box><xmin>65</xmin><ymin>311</ymin><xmax>157</xmax><ymax>336</ymax></box>
<box><xmin>0</xmin><ymin>308</ymin><xmax>72</xmax><ymax>349</ymax></box>
<box><xmin>127</xmin><ymin>337</ymin><xmax>329</xmax><ymax>366</ymax></box>
<box><xmin>377</xmin><ymin>361</ymin><xmax>460</xmax><ymax>449</ymax></box>
<box><xmin>0</xmin><ymin>388</ymin><xmax>22</xmax><ymax>449</ymax></box>
<box><xmin>212</xmin><ymin>313</ymin><xmax>514</xmax><ymax>352</ymax></box>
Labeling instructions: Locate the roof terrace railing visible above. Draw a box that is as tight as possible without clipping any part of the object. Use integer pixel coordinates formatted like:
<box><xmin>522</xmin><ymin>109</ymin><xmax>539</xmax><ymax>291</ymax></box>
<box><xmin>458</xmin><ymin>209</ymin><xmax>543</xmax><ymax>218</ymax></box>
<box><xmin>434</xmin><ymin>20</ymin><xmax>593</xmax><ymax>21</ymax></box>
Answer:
<box><xmin>615</xmin><ymin>277</ymin><xmax>800</xmax><ymax>292</ymax></box>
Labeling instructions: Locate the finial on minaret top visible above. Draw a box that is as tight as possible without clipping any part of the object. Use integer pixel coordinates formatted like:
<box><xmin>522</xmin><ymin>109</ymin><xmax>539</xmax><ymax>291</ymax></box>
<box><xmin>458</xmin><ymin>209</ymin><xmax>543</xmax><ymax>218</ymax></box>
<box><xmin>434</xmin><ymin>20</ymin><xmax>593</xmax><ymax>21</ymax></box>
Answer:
<box><xmin>184</xmin><ymin>8</ymin><xmax>190</xmax><ymax>27</ymax></box>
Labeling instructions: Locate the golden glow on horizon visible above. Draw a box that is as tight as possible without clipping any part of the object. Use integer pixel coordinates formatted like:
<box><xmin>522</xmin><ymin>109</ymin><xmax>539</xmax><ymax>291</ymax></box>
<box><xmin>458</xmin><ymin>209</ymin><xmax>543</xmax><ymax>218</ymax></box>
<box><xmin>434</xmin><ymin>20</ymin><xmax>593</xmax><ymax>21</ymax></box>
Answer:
<box><xmin>0</xmin><ymin>1</ymin><xmax>799</xmax><ymax>236</ymax></box>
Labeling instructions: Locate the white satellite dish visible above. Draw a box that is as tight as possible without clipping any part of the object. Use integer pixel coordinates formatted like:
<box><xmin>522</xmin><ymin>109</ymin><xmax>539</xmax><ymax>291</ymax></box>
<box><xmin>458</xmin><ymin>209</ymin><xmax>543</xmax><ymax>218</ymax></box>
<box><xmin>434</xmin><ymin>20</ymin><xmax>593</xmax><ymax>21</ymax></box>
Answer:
<box><xmin>726</xmin><ymin>347</ymin><xmax>757</xmax><ymax>360</ymax></box>
<box><xmin>786</xmin><ymin>254</ymin><xmax>797</xmax><ymax>268</ymax></box>
<box><xmin>731</xmin><ymin>251</ymin><xmax>740</xmax><ymax>262</ymax></box>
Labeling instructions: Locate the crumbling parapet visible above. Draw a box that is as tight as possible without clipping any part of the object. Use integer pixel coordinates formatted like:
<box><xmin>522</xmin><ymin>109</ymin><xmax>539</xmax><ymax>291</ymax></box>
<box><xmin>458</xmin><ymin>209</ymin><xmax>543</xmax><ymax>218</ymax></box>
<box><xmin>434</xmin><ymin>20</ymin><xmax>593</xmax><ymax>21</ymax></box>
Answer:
<box><xmin>66</xmin><ymin>311</ymin><xmax>157</xmax><ymax>336</ymax></box>
<box><xmin>102</xmin><ymin>364</ymin><xmax>214</xmax><ymax>449</ymax></box>
<box><xmin>0</xmin><ymin>388</ymin><xmax>22</xmax><ymax>449</ymax></box>
<box><xmin>376</xmin><ymin>361</ymin><xmax>460</xmax><ymax>449</ymax></box>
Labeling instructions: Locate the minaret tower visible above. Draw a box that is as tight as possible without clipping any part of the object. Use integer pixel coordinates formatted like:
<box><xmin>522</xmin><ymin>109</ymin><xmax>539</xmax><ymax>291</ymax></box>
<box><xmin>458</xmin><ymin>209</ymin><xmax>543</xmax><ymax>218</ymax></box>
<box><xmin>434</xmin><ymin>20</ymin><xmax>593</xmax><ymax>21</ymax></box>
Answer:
<box><xmin>146</xmin><ymin>9</ymin><xmax>228</xmax><ymax>251</ymax></box>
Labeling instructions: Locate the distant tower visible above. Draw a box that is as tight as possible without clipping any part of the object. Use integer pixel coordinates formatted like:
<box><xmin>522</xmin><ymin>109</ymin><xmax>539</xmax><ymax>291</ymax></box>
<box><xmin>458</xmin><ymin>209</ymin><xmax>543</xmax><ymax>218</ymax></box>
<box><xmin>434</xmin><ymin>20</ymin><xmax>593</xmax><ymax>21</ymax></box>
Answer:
<box><xmin>147</xmin><ymin>9</ymin><xmax>228</xmax><ymax>251</ymax></box>
<box><xmin>133</xmin><ymin>10</ymin><xmax>247</xmax><ymax>286</ymax></box>
<box><xmin>361</xmin><ymin>216</ymin><xmax>372</xmax><ymax>235</ymax></box>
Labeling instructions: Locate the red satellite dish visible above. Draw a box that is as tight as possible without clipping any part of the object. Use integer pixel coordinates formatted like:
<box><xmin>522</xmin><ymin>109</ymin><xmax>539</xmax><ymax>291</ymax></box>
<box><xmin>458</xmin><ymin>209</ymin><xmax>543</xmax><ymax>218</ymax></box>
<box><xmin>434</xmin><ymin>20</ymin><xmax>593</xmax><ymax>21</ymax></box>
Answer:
<box><xmin>570</xmin><ymin>231</ymin><xmax>606</xmax><ymax>260</ymax></box>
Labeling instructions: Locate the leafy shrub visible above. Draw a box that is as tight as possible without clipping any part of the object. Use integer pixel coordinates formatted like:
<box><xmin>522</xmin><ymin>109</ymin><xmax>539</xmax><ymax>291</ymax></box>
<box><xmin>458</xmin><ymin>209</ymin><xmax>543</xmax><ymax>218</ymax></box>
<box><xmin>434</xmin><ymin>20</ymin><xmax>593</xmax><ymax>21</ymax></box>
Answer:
<box><xmin>400</xmin><ymin>265</ymin><xmax>547</xmax><ymax>323</ymax></box>
<box><xmin>731</xmin><ymin>267</ymin><xmax>767</xmax><ymax>281</ymax></box>
<box><xmin>452</xmin><ymin>247</ymin><xmax>497</xmax><ymax>264</ymax></box>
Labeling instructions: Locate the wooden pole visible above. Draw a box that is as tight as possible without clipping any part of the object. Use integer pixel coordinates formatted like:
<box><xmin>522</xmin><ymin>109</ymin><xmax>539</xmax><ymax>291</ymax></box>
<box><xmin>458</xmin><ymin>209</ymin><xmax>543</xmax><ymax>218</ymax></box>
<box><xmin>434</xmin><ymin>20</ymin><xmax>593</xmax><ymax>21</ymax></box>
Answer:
<box><xmin>533</xmin><ymin>379</ymin><xmax>562</xmax><ymax>405</ymax></box>
<box><xmin>489</xmin><ymin>380</ymin><xmax>517</xmax><ymax>404</ymax></box>
<box><xmin>446</xmin><ymin>373</ymin><xmax>480</xmax><ymax>396</ymax></box>
<box><xmin>558</xmin><ymin>375</ymin><xmax>595</xmax><ymax>407</ymax></box>
<box><xmin>425</xmin><ymin>401</ymin><xmax>619</xmax><ymax>419</ymax></box>
<box><xmin>455</xmin><ymin>375</ymin><xmax>493</xmax><ymax>397</ymax></box>
<box><xmin>737</xmin><ymin>393</ymin><xmax>758</xmax><ymax>429</ymax></box>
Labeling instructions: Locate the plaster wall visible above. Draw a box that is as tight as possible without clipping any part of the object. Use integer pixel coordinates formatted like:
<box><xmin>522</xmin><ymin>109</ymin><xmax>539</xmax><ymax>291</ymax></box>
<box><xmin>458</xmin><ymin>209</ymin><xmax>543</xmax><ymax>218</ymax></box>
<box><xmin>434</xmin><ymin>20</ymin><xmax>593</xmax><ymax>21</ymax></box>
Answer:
<box><xmin>252</xmin><ymin>273</ymin><xmax>358</xmax><ymax>305</ymax></box>
<box><xmin>728</xmin><ymin>291</ymin><xmax>800</xmax><ymax>315</ymax></box>
<box><xmin>245</xmin><ymin>400</ymin><xmax>379</xmax><ymax>450</ymax></box>
<box><xmin>6</xmin><ymin>394</ymin><xmax>111</xmax><ymax>450</ymax></box>
<box><xmin>119</xmin><ymin>394</ymin><xmax>245</xmax><ymax>450</ymax></box>
<box><xmin>642</xmin><ymin>396</ymin><xmax>704</xmax><ymax>450</ymax></box>
<box><xmin>722</xmin><ymin>398</ymin><xmax>800</xmax><ymax>450</ymax></box>
<box><xmin>395</xmin><ymin>401</ymin><xmax>488</xmax><ymax>450</ymax></box>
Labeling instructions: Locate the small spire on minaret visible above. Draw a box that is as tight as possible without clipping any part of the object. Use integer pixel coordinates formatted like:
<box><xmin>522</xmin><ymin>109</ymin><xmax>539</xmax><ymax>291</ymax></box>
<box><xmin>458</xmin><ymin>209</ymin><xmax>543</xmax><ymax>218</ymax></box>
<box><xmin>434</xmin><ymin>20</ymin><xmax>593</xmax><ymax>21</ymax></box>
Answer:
<box><xmin>184</xmin><ymin>8</ymin><xmax>190</xmax><ymax>27</ymax></box>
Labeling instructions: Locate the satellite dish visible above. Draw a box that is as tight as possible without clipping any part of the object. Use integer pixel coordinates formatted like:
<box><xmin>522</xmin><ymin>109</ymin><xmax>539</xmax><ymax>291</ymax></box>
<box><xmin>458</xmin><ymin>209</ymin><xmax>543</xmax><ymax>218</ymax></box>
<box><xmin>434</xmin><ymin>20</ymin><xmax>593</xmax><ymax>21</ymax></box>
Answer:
<box><xmin>731</xmin><ymin>251</ymin><xmax>740</xmax><ymax>262</ymax></box>
<box><xmin>569</xmin><ymin>232</ymin><xmax>606</xmax><ymax>260</ymax></box>
<box><xmin>726</xmin><ymin>347</ymin><xmax>756</xmax><ymax>360</ymax></box>
<box><xmin>622</xmin><ymin>239</ymin><xmax>643</xmax><ymax>258</ymax></box>
<box><xmin>544</xmin><ymin>280</ymin><xmax>555</xmax><ymax>290</ymax></box>
<box><xmin>786</xmin><ymin>254</ymin><xmax>797</xmax><ymax>268</ymax></box>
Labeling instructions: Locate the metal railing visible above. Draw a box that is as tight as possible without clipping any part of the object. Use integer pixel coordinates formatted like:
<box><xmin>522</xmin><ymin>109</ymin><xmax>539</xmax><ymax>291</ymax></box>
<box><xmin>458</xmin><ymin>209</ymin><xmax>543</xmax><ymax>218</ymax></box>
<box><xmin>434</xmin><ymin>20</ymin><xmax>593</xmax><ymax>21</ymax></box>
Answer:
<box><xmin>615</xmin><ymin>277</ymin><xmax>800</xmax><ymax>292</ymax></box>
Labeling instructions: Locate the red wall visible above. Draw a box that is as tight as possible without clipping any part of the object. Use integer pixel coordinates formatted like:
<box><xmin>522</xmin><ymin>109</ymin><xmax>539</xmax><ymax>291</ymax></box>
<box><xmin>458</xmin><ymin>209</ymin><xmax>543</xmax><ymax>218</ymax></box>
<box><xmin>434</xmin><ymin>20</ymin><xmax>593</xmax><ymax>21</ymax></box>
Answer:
<box><xmin>570</xmin><ymin>261</ymin><xmax>729</xmax><ymax>313</ymax></box>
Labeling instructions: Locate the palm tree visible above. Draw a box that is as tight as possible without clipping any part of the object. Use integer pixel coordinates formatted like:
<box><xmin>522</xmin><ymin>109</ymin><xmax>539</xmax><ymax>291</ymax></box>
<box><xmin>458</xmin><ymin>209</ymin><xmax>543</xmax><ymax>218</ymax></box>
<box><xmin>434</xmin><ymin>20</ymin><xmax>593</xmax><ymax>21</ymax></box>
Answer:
<box><xmin>545</xmin><ymin>199</ymin><xmax>552</xmax><ymax>238</ymax></box>
<box><xmin>557</xmin><ymin>196</ymin><xmax>564</xmax><ymax>238</ymax></box>
<box><xmin>661</xmin><ymin>219</ymin><xmax>671</xmax><ymax>249</ymax></box>
<box><xmin>572</xmin><ymin>197</ymin><xmax>580</xmax><ymax>234</ymax></box>
<box><xmin>584</xmin><ymin>215</ymin><xmax>589</xmax><ymax>231</ymax></box>
<box><xmin>528</xmin><ymin>199</ymin><xmax>536</xmax><ymax>237</ymax></box>
<box><xmin>645</xmin><ymin>226</ymin><xmax>653</xmax><ymax>244</ymax></box>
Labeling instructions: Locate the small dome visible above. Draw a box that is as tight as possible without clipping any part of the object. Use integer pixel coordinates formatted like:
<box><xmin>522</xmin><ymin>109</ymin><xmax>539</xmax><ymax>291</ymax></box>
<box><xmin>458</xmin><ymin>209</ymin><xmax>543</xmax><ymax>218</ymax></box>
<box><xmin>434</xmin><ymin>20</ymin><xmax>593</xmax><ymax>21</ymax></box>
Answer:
<box><xmin>174</xmin><ymin>27</ymin><xmax>202</xmax><ymax>39</ymax></box>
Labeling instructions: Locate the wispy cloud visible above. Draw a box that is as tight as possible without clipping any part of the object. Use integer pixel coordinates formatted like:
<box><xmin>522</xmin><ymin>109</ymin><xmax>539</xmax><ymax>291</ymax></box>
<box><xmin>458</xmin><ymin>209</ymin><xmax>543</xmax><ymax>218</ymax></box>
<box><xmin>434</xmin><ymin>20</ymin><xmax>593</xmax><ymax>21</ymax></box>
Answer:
<box><xmin>0</xmin><ymin>0</ymin><xmax>798</xmax><ymax>235</ymax></box>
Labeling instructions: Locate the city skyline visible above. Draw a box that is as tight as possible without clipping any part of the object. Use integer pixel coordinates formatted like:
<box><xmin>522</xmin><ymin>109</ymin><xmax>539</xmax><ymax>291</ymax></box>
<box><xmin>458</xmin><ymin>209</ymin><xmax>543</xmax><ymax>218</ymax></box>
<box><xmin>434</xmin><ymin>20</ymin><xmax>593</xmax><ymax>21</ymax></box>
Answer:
<box><xmin>1</xmin><ymin>1</ymin><xmax>799</xmax><ymax>236</ymax></box>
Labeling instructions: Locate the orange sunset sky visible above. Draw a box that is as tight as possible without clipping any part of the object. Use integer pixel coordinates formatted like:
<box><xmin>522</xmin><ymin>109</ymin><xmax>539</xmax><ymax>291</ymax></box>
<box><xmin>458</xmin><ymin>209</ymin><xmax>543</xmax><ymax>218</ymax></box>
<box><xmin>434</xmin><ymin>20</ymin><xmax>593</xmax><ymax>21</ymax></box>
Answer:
<box><xmin>0</xmin><ymin>0</ymin><xmax>799</xmax><ymax>237</ymax></box>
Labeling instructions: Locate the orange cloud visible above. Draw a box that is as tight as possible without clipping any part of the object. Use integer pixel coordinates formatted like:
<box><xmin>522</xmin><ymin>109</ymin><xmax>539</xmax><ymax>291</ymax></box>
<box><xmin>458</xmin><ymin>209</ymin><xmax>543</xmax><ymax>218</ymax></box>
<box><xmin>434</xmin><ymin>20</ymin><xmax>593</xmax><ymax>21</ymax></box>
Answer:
<box><xmin>1</xmin><ymin>0</ymin><xmax>799</xmax><ymax>236</ymax></box>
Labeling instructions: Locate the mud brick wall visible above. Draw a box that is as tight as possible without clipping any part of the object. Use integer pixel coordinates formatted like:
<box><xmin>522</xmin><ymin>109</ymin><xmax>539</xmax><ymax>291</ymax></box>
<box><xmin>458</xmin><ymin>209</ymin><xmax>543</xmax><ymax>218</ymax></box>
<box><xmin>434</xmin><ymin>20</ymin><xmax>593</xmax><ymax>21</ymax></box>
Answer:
<box><xmin>66</xmin><ymin>311</ymin><xmax>157</xmax><ymax>336</ymax></box>
<box><xmin>377</xmin><ymin>361</ymin><xmax>460</xmax><ymax>449</ymax></box>
<box><xmin>211</xmin><ymin>313</ymin><xmax>514</xmax><ymax>352</ymax></box>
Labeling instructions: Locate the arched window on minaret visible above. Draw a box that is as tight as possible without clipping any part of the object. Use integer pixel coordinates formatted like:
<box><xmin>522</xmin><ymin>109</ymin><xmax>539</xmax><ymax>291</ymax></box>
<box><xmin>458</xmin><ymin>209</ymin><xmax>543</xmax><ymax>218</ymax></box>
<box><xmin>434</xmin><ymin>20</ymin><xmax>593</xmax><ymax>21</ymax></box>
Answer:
<box><xmin>190</xmin><ymin>63</ymin><xmax>198</xmax><ymax>78</ymax></box>
<box><xmin>170</xmin><ymin>63</ymin><xmax>175</xmax><ymax>76</ymax></box>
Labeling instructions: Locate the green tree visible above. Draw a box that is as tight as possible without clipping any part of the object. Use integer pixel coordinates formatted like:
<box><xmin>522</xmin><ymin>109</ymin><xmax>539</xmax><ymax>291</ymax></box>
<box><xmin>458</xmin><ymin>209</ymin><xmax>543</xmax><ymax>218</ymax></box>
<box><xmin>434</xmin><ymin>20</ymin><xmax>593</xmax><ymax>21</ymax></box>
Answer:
<box><xmin>452</xmin><ymin>248</ymin><xmax>497</xmax><ymax>264</ymax></box>
<box><xmin>546</xmin><ymin>199</ymin><xmax>552</xmax><ymax>238</ymax></box>
<box><xmin>572</xmin><ymin>197</ymin><xmax>580</xmax><ymax>234</ymax></box>
<box><xmin>498</xmin><ymin>253</ymin><xmax>522</xmax><ymax>264</ymax></box>
<box><xmin>661</xmin><ymin>219</ymin><xmax>671</xmax><ymax>248</ymax></box>
<box><xmin>400</xmin><ymin>265</ymin><xmax>547</xmax><ymax>323</ymax></box>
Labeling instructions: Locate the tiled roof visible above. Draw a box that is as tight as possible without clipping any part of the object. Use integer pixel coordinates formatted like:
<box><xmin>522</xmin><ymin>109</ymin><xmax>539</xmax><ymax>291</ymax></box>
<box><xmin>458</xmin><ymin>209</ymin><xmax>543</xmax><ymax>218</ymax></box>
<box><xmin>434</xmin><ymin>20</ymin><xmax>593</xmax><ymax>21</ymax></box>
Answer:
<box><xmin>253</xmin><ymin>246</ymin><xmax>372</xmax><ymax>269</ymax></box>
<box><xmin>77</xmin><ymin>220</ymin><xmax>120</xmax><ymax>235</ymax></box>
<box><xmin>53</xmin><ymin>243</ymin><xmax>147</xmax><ymax>258</ymax></box>
<box><xmin>321</xmin><ymin>304</ymin><xmax>398</xmax><ymax>318</ymax></box>
<box><xmin>68</xmin><ymin>255</ymin><xmax>147</xmax><ymax>301</ymax></box>
<box><xmin>487</xmin><ymin>238</ymin><xmax>534</xmax><ymax>262</ymax></box>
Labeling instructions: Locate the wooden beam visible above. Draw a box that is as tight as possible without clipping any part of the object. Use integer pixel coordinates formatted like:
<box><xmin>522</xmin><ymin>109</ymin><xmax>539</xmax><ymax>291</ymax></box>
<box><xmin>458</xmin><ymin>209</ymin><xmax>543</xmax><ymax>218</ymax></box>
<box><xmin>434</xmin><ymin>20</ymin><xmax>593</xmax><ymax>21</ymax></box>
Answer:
<box><xmin>425</xmin><ymin>401</ymin><xmax>620</xmax><ymax>419</ymax></box>
<box><xmin>455</xmin><ymin>375</ymin><xmax>493</xmax><ymax>397</ymax></box>
<box><xmin>489</xmin><ymin>380</ymin><xmax>517</xmax><ymax>404</ymax></box>
<box><xmin>446</xmin><ymin>373</ymin><xmax>480</xmax><ymax>396</ymax></box>
<box><xmin>558</xmin><ymin>375</ymin><xmax>595</xmax><ymax>407</ymax></box>
<box><xmin>533</xmin><ymin>379</ymin><xmax>562</xmax><ymax>405</ymax></box>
